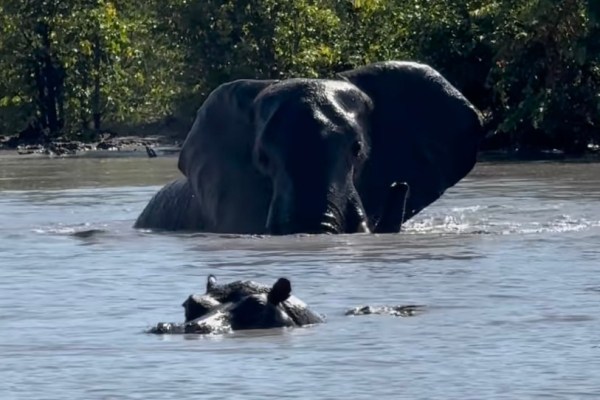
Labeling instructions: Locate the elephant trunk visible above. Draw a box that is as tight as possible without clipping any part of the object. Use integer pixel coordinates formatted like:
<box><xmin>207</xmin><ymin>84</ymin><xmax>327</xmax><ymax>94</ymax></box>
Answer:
<box><xmin>265</xmin><ymin>193</ymin><xmax>291</xmax><ymax>235</ymax></box>
<box><xmin>267</xmin><ymin>210</ymin><xmax>344</xmax><ymax>235</ymax></box>
<box><xmin>266</xmin><ymin>193</ymin><xmax>368</xmax><ymax>235</ymax></box>
<box><xmin>265</xmin><ymin>174</ymin><xmax>373</xmax><ymax>235</ymax></box>
<box><xmin>344</xmin><ymin>190</ymin><xmax>371</xmax><ymax>234</ymax></box>
<box><xmin>316</xmin><ymin>210</ymin><xmax>345</xmax><ymax>234</ymax></box>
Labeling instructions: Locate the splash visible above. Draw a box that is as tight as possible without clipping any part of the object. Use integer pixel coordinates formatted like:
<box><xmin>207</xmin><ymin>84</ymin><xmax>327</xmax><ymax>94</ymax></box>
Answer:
<box><xmin>404</xmin><ymin>204</ymin><xmax>600</xmax><ymax>236</ymax></box>
<box><xmin>32</xmin><ymin>222</ymin><xmax>110</xmax><ymax>237</ymax></box>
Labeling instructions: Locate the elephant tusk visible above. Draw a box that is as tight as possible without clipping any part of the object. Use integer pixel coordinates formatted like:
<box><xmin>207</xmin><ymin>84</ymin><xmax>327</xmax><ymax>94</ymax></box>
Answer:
<box><xmin>373</xmin><ymin>181</ymin><xmax>410</xmax><ymax>234</ymax></box>
<box><xmin>357</xmin><ymin>220</ymin><xmax>371</xmax><ymax>233</ymax></box>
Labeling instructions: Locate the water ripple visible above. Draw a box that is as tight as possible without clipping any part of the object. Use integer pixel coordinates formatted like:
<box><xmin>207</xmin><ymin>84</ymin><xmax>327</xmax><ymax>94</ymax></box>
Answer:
<box><xmin>2</xmin><ymin>159</ymin><xmax>600</xmax><ymax>399</ymax></box>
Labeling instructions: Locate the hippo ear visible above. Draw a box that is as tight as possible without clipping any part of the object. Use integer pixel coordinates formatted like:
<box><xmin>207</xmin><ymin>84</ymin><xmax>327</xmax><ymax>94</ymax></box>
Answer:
<box><xmin>206</xmin><ymin>274</ymin><xmax>217</xmax><ymax>291</ymax></box>
<box><xmin>177</xmin><ymin>79</ymin><xmax>279</xmax><ymax>180</ymax></box>
<box><xmin>337</xmin><ymin>61</ymin><xmax>485</xmax><ymax>220</ymax></box>
<box><xmin>267</xmin><ymin>278</ymin><xmax>292</xmax><ymax>305</ymax></box>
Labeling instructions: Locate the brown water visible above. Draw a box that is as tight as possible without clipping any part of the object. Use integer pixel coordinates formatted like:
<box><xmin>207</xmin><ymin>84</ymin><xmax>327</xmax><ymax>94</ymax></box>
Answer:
<box><xmin>1</xmin><ymin>155</ymin><xmax>599</xmax><ymax>399</ymax></box>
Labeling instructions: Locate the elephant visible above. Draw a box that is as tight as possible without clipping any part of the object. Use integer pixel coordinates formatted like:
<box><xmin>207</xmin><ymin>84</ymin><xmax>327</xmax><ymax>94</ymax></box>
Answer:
<box><xmin>148</xmin><ymin>275</ymin><xmax>324</xmax><ymax>334</ymax></box>
<box><xmin>134</xmin><ymin>61</ymin><xmax>484</xmax><ymax>235</ymax></box>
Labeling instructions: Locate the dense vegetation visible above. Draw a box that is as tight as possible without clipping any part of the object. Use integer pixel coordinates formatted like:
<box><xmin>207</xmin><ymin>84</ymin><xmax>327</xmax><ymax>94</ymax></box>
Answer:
<box><xmin>1</xmin><ymin>0</ymin><xmax>599</xmax><ymax>154</ymax></box>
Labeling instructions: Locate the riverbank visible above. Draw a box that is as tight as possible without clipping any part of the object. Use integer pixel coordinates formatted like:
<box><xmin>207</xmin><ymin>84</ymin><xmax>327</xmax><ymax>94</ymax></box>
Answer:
<box><xmin>1</xmin><ymin>133</ymin><xmax>599</xmax><ymax>163</ymax></box>
<box><xmin>0</xmin><ymin>134</ymin><xmax>182</xmax><ymax>158</ymax></box>
<box><xmin>477</xmin><ymin>148</ymin><xmax>600</xmax><ymax>163</ymax></box>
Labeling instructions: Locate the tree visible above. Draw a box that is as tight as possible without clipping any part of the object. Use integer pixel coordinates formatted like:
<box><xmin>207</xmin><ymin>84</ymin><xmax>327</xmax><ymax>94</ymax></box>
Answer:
<box><xmin>0</xmin><ymin>0</ymin><xmax>185</xmax><ymax>141</ymax></box>
<box><xmin>0</xmin><ymin>0</ymin><xmax>70</xmax><ymax>139</ymax></box>
<box><xmin>488</xmin><ymin>0</ymin><xmax>600</xmax><ymax>153</ymax></box>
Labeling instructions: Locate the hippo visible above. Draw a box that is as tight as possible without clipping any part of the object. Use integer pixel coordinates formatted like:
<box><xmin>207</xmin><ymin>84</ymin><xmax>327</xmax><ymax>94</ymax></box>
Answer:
<box><xmin>148</xmin><ymin>275</ymin><xmax>325</xmax><ymax>334</ymax></box>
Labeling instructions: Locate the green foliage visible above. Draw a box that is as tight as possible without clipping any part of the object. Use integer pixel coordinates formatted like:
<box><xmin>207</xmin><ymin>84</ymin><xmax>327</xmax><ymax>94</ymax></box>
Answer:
<box><xmin>487</xmin><ymin>0</ymin><xmax>600</xmax><ymax>153</ymax></box>
<box><xmin>0</xmin><ymin>0</ymin><xmax>184</xmax><ymax>139</ymax></box>
<box><xmin>1</xmin><ymin>0</ymin><xmax>599</xmax><ymax>153</ymax></box>
<box><xmin>335</xmin><ymin>0</ymin><xmax>410</xmax><ymax>68</ymax></box>
<box><xmin>272</xmin><ymin>0</ymin><xmax>342</xmax><ymax>78</ymax></box>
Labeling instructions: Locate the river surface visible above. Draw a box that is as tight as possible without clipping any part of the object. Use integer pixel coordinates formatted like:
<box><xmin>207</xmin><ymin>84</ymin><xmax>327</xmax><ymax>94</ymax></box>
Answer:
<box><xmin>1</xmin><ymin>154</ymin><xmax>599</xmax><ymax>399</ymax></box>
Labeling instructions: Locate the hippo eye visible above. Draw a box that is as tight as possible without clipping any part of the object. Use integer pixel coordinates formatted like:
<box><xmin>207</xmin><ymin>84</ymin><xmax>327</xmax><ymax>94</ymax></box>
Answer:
<box><xmin>351</xmin><ymin>141</ymin><xmax>362</xmax><ymax>158</ymax></box>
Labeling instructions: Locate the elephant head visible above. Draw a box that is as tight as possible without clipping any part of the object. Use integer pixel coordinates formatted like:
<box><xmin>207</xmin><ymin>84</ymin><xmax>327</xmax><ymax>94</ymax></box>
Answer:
<box><xmin>251</xmin><ymin>79</ymin><xmax>375</xmax><ymax>234</ymax></box>
<box><xmin>148</xmin><ymin>61</ymin><xmax>484</xmax><ymax>235</ymax></box>
<box><xmin>178</xmin><ymin>78</ymin><xmax>391</xmax><ymax>235</ymax></box>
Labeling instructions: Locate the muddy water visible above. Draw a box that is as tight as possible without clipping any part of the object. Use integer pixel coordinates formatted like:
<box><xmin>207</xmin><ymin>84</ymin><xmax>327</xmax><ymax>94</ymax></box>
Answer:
<box><xmin>1</xmin><ymin>155</ymin><xmax>599</xmax><ymax>399</ymax></box>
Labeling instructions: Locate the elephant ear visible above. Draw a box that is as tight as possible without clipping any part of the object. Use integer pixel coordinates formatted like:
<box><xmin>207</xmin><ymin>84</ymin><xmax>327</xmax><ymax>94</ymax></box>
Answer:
<box><xmin>178</xmin><ymin>79</ymin><xmax>278</xmax><ymax>180</ymax></box>
<box><xmin>338</xmin><ymin>61</ymin><xmax>485</xmax><ymax>221</ymax></box>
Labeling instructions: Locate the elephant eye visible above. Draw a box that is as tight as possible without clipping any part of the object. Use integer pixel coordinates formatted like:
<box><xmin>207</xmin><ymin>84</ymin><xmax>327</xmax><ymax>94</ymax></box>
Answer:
<box><xmin>351</xmin><ymin>140</ymin><xmax>363</xmax><ymax>158</ymax></box>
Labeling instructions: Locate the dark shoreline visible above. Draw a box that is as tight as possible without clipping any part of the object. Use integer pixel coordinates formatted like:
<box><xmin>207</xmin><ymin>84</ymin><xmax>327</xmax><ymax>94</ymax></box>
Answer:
<box><xmin>0</xmin><ymin>134</ymin><xmax>182</xmax><ymax>158</ymax></box>
<box><xmin>477</xmin><ymin>149</ymin><xmax>600</xmax><ymax>164</ymax></box>
<box><xmin>1</xmin><ymin>134</ymin><xmax>599</xmax><ymax>163</ymax></box>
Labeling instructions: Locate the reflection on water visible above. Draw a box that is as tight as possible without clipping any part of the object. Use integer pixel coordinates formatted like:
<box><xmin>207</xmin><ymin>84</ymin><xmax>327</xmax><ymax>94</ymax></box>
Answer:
<box><xmin>1</xmin><ymin>156</ymin><xmax>600</xmax><ymax>399</ymax></box>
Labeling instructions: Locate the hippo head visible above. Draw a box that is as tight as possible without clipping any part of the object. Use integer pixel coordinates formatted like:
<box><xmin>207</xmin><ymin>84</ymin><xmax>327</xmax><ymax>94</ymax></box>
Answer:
<box><xmin>226</xmin><ymin>277</ymin><xmax>294</xmax><ymax>331</ymax></box>
<box><xmin>182</xmin><ymin>274</ymin><xmax>271</xmax><ymax>322</ymax></box>
<box><xmin>181</xmin><ymin>276</ymin><xmax>300</xmax><ymax>334</ymax></box>
<box><xmin>149</xmin><ymin>275</ymin><xmax>324</xmax><ymax>335</ymax></box>
<box><xmin>148</xmin><ymin>275</ymin><xmax>324</xmax><ymax>335</ymax></box>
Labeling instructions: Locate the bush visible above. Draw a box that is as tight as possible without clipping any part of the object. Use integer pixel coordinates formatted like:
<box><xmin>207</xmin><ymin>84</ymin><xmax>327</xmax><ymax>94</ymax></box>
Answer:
<box><xmin>1</xmin><ymin>0</ymin><xmax>599</xmax><ymax>153</ymax></box>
